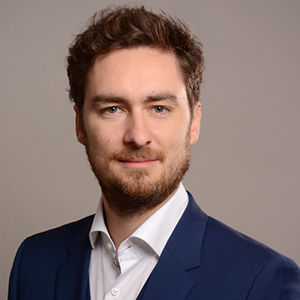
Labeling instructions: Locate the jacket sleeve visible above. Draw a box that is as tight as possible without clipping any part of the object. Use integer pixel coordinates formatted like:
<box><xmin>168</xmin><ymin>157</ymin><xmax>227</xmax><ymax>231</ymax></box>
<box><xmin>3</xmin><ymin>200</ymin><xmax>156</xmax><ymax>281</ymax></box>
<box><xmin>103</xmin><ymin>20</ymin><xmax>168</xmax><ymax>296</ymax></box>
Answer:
<box><xmin>8</xmin><ymin>239</ymin><xmax>27</xmax><ymax>300</ymax></box>
<box><xmin>246</xmin><ymin>256</ymin><xmax>300</xmax><ymax>300</ymax></box>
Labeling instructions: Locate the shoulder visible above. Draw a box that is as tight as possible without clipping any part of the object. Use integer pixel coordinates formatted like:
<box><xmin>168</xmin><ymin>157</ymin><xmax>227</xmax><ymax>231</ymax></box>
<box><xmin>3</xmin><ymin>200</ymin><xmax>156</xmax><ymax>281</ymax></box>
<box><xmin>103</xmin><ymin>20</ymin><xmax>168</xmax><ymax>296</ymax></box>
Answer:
<box><xmin>204</xmin><ymin>216</ymin><xmax>294</xmax><ymax>264</ymax></box>
<box><xmin>204</xmin><ymin>216</ymin><xmax>280</xmax><ymax>260</ymax></box>
<box><xmin>8</xmin><ymin>215</ymin><xmax>95</xmax><ymax>299</ymax></box>
<box><xmin>185</xmin><ymin>193</ymin><xmax>296</xmax><ymax>267</ymax></box>
<box><xmin>8</xmin><ymin>215</ymin><xmax>93</xmax><ymax>299</ymax></box>
<box><xmin>184</xmin><ymin>192</ymin><xmax>299</xmax><ymax>278</ymax></box>
<box><xmin>18</xmin><ymin>214</ymin><xmax>94</xmax><ymax>263</ymax></box>
<box><xmin>23</xmin><ymin>214</ymin><xmax>94</xmax><ymax>246</ymax></box>
<box><xmin>198</xmin><ymin>216</ymin><xmax>300</xmax><ymax>298</ymax></box>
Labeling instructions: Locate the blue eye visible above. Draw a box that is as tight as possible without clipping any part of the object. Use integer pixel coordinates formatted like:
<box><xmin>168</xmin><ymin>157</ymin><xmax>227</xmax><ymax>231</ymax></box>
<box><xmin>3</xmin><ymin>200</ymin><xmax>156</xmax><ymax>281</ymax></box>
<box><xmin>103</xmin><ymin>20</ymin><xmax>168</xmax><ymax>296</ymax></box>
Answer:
<box><xmin>153</xmin><ymin>106</ymin><xmax>166</xmax><ymax>113</ymax></box>
<box><xmin>106</xmin><ymin>106</ymin><xmax>119</xmax><ymax>114</ymax></box>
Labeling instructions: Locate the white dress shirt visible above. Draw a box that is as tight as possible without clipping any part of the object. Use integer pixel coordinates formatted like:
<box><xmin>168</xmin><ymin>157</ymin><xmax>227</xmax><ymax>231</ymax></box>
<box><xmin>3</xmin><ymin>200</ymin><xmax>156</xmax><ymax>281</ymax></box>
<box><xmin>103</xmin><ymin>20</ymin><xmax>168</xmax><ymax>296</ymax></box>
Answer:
<box><xmin>89</xmin><ymin>182</ymin><xmax>188</xmax><ymax>300</ymax></box>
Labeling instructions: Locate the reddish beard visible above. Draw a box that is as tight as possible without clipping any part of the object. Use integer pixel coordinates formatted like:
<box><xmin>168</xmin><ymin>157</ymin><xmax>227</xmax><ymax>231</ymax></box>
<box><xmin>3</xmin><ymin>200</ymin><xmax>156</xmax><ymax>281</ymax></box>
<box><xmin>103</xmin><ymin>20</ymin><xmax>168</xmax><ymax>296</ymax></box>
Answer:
<box><xmin>85</xmin><ymin>143</ymin><xmax>191</xmax><ymax>217</ymax></box>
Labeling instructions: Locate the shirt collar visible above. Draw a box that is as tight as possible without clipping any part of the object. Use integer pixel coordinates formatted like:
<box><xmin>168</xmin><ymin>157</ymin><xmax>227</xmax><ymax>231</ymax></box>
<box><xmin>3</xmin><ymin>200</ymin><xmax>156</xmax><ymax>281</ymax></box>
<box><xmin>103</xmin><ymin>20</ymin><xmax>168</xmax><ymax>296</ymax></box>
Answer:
<box><xmin>89</xmin><ymin>201</ymin><xmax>109</xmax><ymax>249</ymax></box>
<box><xmin>130</xmin><ymin>183</ymin><xmax>188</xmax><ymax>256</ymax></box>
<box><xmin>89</xmin><ymin>182</ymin><xmax>188</xmax><ymax>256</ymax></box>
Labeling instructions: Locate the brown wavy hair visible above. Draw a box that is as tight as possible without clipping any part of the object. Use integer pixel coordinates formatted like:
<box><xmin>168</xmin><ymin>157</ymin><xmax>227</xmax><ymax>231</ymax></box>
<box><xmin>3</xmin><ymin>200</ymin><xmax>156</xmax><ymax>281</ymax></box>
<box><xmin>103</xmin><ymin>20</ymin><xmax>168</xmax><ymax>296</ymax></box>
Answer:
<box><xmin>67</xmin><ymin>6</ymin><xmax>204</xmax><ymax>112</ymax></box>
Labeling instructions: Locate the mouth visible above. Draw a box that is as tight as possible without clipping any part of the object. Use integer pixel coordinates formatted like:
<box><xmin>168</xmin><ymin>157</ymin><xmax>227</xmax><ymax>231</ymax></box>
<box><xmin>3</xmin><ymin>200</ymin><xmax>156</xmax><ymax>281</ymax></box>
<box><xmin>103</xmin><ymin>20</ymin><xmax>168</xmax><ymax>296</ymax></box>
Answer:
<box><xmin>118</xmin><ymin>158</ymin><xmax>158</xmax><ymax>169</ymax></box>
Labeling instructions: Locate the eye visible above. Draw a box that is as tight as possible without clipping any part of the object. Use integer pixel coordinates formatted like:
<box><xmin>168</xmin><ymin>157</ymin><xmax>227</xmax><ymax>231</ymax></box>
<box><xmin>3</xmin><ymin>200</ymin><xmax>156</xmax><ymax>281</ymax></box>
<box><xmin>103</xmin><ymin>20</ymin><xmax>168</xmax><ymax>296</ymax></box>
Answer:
<box><xmin>153</xmin><ymin>106</ymin><xmax>166</xmax><ymax>114</ymax></box>
<box><xmin>105</xmin><ymin>106</ymin><xmax>119</xmax><ymax>114</ymax></box>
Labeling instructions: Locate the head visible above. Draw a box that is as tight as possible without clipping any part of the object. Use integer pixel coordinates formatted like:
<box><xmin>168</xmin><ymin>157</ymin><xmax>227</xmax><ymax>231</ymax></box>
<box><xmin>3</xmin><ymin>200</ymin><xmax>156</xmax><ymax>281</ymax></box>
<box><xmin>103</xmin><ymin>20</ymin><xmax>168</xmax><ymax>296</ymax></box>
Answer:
<box><xmin>67</xmin><ymin>6</ymin><xmax>204</xmax><ymax>216</ymax></box>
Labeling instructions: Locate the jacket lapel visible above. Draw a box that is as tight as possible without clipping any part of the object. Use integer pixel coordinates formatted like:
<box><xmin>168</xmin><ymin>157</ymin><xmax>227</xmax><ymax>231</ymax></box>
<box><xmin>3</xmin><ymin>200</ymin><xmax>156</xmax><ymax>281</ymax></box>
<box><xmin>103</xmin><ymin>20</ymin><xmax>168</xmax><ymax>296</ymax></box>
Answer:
<box><xmin>138</xmin><ymin>192</ymin><xmax>208</xmax><ymax>300</ymax></box>
<box><xmin>136</xmin><ymin>249</ymin><xmax>195</xmax><ymax>300</ymax></box>
<box><xmin>55</xmin><ymin>217</ymin><xmax>93</xmax><ymax>300</ymax></box>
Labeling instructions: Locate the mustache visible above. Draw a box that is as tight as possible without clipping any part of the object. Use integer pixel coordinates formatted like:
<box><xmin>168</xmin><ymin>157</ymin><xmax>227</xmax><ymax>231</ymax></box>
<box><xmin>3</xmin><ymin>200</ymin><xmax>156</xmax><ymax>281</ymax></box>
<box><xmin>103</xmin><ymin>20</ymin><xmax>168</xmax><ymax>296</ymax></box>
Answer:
<box><xmin>108</xmin><ymin>148</ymin><xmax>165</xmax><ymax>161</ymax></box>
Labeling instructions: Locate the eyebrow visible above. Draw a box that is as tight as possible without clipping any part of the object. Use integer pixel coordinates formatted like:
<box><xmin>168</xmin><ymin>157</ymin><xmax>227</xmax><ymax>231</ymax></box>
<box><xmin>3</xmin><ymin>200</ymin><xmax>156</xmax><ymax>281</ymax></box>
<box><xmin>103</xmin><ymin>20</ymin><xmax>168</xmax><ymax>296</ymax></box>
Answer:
<box><xmin>89</xmin><ymin>93</ymin><xmax>179</xmax><ymax>106</ymax></box>
<box><xmin>145</xmin><ymin>93</ymin><xmax>178</xmax><ymax>104</ymax></box>
<box><xmin>90</xmin><ymin>94</ymin><xmax>126</xmax><ymax>105</ymax></box>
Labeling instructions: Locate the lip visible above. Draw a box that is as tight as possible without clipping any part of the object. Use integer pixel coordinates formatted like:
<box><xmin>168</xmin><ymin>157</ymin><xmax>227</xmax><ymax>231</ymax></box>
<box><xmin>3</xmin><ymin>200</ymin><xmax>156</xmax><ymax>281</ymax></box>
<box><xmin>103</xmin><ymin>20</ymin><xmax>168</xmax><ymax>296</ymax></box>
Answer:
<box><xmin>118</xmin><ymin>159</ymin><xmax>158</xmax><ymax>168</ymax></box>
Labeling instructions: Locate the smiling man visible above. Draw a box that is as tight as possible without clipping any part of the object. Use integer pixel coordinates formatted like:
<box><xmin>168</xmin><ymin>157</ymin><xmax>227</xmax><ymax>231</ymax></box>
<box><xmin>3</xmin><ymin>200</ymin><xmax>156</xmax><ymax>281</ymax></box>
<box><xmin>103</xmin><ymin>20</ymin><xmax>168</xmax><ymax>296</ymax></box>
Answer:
<box><xmin>8</xmin><ymin>6</ymin><xmax>300</xmax><ymax>300</ymax></box>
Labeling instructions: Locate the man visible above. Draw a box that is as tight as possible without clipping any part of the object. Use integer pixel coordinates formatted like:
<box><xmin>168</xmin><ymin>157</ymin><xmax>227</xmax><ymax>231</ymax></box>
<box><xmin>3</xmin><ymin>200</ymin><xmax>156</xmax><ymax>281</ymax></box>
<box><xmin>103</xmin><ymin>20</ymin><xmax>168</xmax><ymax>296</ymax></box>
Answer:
<box><xmin>8</xmin><ymin>6</ymin><xmax>300</xmax><ymax>300</ymax></box>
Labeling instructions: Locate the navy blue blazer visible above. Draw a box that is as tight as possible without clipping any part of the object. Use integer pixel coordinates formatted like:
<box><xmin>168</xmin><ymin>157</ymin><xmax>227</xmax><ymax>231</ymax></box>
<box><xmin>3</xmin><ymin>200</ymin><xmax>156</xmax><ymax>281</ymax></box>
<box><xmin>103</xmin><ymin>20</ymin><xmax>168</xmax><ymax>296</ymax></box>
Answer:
<box><xmin>9</xmin><ymin>192</ymin><xmax>300</xmax><ymax>299</ymax></box>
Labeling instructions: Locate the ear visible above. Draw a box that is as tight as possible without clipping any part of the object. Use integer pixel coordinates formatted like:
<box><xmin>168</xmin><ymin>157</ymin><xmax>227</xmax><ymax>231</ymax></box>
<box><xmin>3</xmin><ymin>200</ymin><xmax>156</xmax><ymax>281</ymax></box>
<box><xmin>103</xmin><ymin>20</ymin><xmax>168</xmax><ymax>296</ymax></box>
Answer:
<box><xmin>74</xmin><ymin>105</ymin><xmax>86</xmax><ymax>145</ymax></box>
<box><xmin>189</xmin><ymin>102</ymin><xmax>202</xmax><ymax>145</ymax></box>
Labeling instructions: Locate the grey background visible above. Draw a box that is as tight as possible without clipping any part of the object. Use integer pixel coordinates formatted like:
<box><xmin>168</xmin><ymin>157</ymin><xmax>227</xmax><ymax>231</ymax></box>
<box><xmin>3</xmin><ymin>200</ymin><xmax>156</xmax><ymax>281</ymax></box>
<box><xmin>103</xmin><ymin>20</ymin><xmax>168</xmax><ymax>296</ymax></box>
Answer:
<box><xmin>1</xmin><ymin>0</ymin><xmax>300</xmax><ymax>298</ymax></box>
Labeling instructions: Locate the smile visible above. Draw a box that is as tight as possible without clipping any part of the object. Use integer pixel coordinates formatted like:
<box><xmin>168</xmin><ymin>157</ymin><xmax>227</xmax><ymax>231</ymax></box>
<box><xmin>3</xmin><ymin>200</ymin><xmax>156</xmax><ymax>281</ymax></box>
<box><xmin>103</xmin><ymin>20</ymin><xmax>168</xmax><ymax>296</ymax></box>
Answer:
<box><xmin>118</xmin><ymin>159</ymin><xmax>158</xmax><ymax>168</ymax></box>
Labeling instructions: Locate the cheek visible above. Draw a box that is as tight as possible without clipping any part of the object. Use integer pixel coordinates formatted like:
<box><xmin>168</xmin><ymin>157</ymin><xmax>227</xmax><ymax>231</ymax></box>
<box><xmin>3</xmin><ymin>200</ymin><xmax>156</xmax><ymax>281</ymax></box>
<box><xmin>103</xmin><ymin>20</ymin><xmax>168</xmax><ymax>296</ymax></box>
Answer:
<box><xmin>86</xmin><ymin>125</ymin><xmax>122</xmax><ymax>156</ymax></box>
<box><xmin>160</xmin><ymin>125</ymin><xmax>189</xmax><ymax>154</ymax></box>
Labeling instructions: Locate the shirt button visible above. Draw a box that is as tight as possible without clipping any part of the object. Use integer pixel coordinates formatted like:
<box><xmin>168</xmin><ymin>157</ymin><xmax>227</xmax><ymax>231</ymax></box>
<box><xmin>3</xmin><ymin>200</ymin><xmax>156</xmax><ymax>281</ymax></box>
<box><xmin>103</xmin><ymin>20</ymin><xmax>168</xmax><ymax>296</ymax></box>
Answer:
<box><xmin>107</xmin><ymin>243</ymin><xmax>113</xmax><ymax>250</ymax></box>
<box><xmin>111</xmin><ymin>287</ymin><xmax>119</xmax><ymax>296</ymax></box>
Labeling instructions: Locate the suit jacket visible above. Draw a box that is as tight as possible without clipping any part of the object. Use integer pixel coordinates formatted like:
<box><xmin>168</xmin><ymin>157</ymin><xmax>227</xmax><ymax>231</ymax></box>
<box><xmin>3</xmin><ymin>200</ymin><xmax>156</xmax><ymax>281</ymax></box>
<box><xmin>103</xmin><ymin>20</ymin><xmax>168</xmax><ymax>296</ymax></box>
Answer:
<box><xmin>8</xmin><ymin>192</ymin><xmax>300</xmax><ymax>299</ymax></box>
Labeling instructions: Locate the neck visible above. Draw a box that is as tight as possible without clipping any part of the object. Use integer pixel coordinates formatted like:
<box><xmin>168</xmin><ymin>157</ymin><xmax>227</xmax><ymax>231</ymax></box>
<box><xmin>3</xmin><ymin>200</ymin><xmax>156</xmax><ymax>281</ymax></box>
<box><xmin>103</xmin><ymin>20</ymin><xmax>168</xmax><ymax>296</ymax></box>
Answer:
<box><xmin>101</xmin><ymin>188</ymin><xmax>178</xmax><ymax>250</ymax></box>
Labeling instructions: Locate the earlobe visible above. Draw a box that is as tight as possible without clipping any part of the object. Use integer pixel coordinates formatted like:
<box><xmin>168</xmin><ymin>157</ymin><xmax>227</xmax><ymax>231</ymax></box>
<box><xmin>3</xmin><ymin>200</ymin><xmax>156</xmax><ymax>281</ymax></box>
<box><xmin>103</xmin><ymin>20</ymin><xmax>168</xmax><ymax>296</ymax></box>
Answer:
<box><xmin>190</xmin><ymin>102</ymin><xmax>201</xmax><ymax>145</ymax></box>
<box><xmin>74</xmin><ymin>105</ymin><xmax>86</xmax><ymax>145</ymax></box>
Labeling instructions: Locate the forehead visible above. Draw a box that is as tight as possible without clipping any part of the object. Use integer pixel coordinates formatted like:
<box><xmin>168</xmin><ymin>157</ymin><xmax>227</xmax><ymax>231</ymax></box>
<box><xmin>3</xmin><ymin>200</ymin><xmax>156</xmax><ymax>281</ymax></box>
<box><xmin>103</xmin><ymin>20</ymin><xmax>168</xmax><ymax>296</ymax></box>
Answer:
<box><xmin>84</xmin><ymin>47</ymin><xmax>187</xmax><ymax>104</ymax></box>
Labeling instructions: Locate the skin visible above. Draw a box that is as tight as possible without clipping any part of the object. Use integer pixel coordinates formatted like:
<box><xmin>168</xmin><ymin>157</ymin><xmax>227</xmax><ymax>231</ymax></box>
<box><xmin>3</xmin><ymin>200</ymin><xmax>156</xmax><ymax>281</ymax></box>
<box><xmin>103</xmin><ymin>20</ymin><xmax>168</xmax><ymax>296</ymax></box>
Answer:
<box><xmin>75</xmin><ymin>47</ymin><xmax>201</xmax><ymax>249</ymax></box>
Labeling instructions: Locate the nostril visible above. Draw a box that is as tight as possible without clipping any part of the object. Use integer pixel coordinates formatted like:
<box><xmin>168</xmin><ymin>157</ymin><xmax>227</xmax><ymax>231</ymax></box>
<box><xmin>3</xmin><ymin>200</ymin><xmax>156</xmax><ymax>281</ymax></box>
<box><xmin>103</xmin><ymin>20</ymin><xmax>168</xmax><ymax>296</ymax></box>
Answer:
<box><xmin>123</xmin><ymin>119</ymin><xmax>152</xmax><ymax>147</ymax></box>
<box><xmin>123</xmin><ymin>134</ymin><xmax>152</xmax><ymax>148</ymax></box>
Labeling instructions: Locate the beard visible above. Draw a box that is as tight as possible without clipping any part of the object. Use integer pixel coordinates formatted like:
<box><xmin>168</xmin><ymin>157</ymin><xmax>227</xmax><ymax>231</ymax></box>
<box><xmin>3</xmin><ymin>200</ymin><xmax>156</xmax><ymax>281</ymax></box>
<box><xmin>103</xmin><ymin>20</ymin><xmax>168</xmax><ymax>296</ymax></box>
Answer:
<box><xmin>85</xmin><ymin>139</ymin><xmax>191</xmax><ymax>217</ymax></box>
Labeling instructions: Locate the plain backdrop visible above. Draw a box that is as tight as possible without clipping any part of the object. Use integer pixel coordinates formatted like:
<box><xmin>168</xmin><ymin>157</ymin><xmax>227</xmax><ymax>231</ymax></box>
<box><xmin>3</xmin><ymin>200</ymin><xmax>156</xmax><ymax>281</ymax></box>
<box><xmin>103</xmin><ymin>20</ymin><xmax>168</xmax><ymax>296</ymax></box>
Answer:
<box><xmin>1</xmin><ymin>0</ymin><xmax>300</xmax><ymax>298</ymax></box>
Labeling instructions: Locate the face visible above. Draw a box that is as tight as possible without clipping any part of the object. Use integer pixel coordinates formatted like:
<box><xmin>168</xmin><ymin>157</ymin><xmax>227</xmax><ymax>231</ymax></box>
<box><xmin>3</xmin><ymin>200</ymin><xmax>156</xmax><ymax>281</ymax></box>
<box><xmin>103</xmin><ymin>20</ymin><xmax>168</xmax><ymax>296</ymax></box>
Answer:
<box><xmin>75</xmin><ymin>47</ymin><xmax>201</xmax><ymax>216</ymax></box>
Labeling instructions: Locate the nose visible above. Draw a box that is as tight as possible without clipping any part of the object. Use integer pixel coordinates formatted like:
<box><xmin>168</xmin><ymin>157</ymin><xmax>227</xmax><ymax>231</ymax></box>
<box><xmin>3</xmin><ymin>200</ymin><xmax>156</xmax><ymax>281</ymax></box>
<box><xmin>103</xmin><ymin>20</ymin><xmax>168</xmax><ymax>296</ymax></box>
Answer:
<box><xmin>123</xmin><ymin>113</ymin><xmax>152</xmax><ymax>148</ymax></box>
